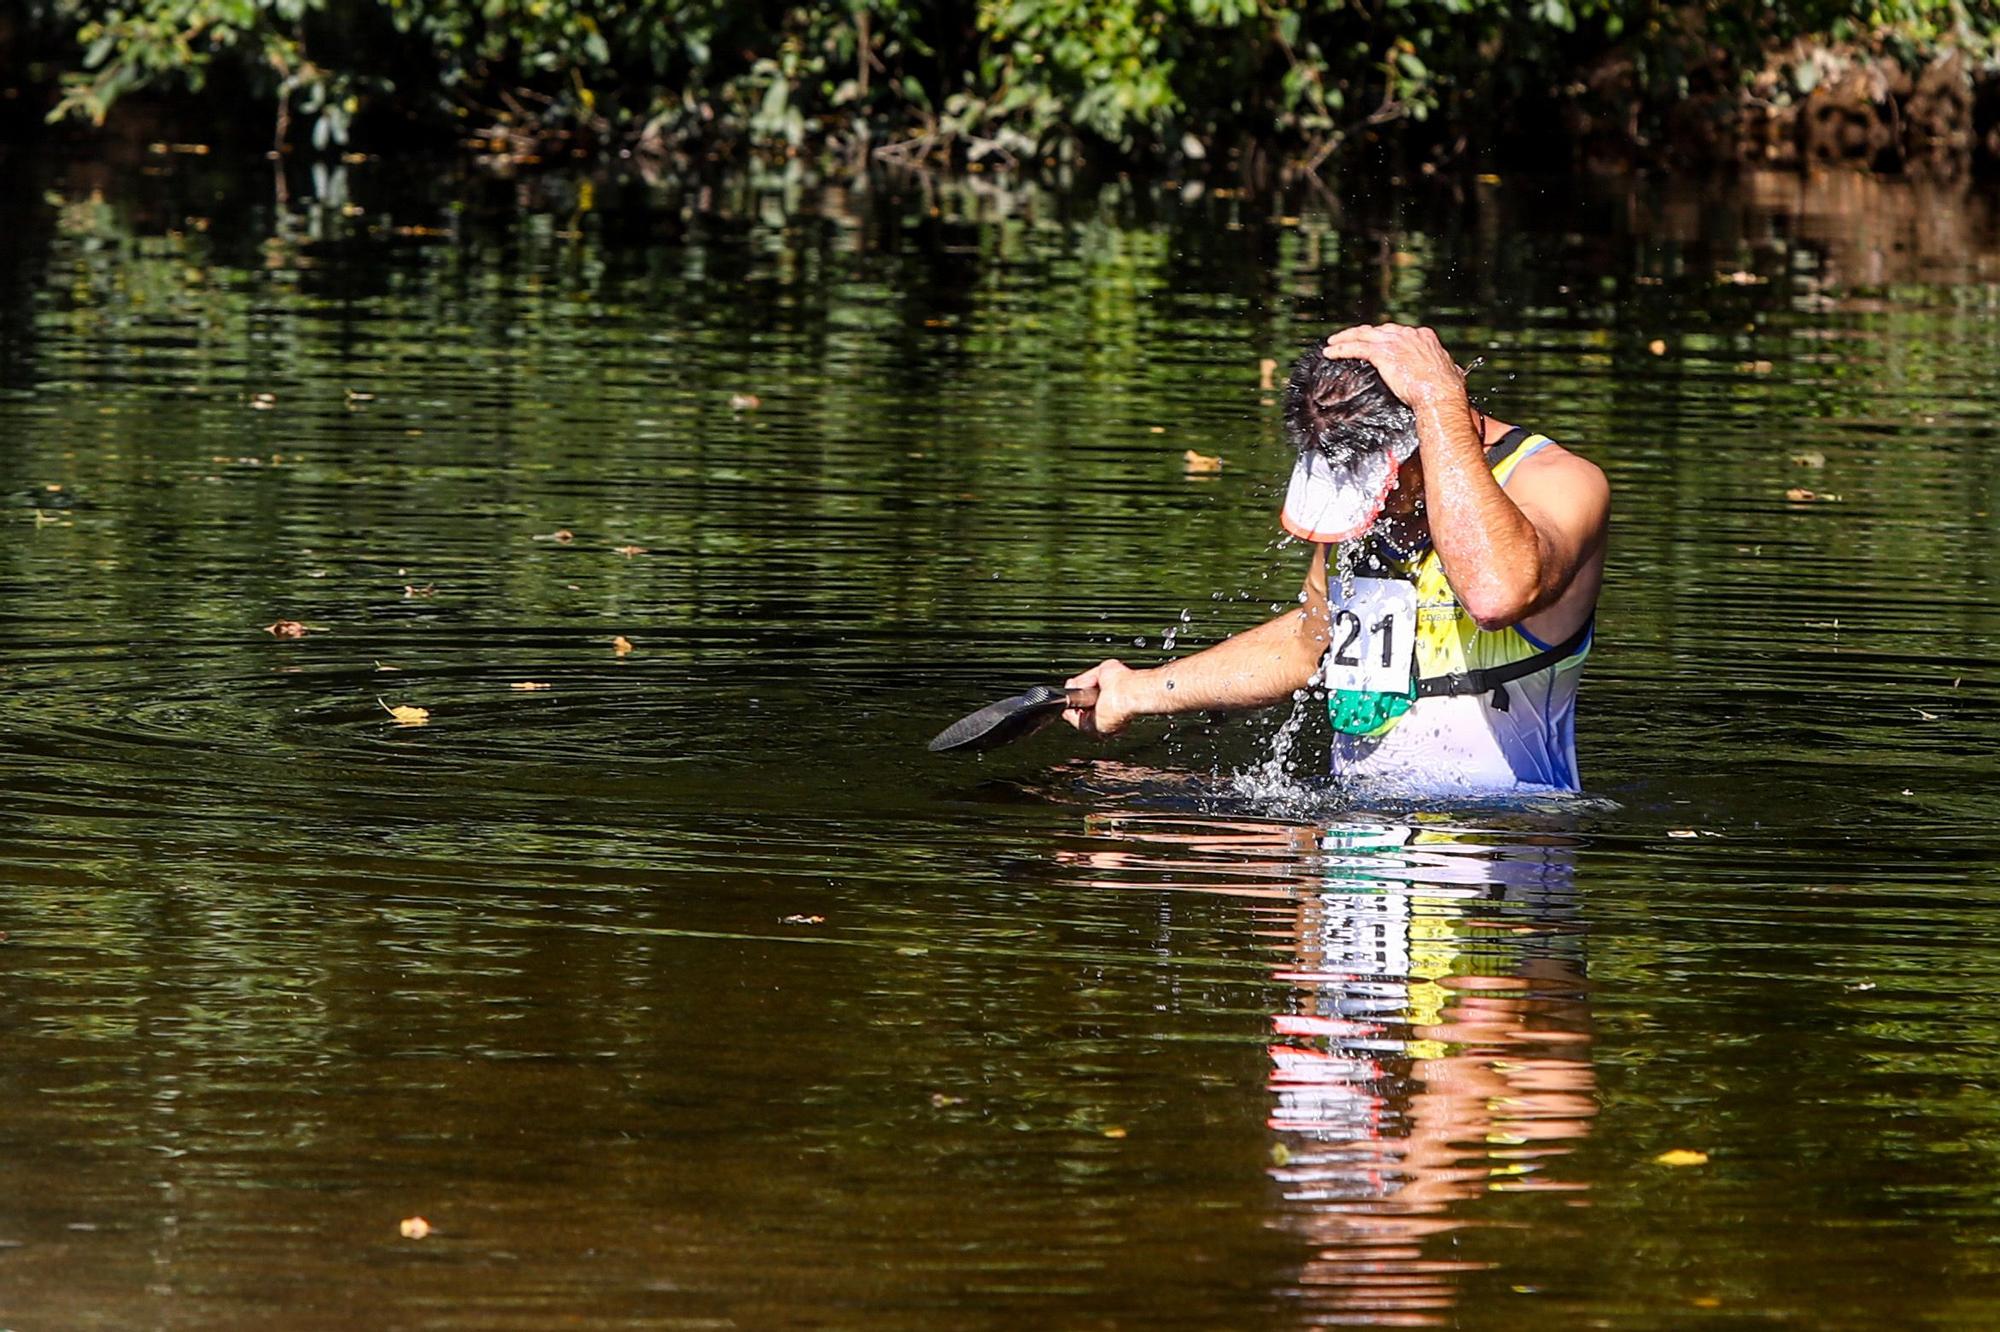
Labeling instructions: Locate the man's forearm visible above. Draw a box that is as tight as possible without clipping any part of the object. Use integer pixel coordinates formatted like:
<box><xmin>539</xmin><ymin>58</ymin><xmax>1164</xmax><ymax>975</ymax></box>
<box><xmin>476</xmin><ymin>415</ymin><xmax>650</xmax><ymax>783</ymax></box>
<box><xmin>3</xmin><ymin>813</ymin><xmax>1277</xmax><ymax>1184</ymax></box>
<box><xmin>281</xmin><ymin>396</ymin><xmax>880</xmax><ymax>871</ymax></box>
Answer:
<box><xmin>1118</xmin><ymin>606</ymin><xmax>1324</xmax><ymax>718</ymax></box>
<box><xmin>1413</xmin><ymin>399</ymin><xmax>1546</xmax><ymax>628</ymax></box>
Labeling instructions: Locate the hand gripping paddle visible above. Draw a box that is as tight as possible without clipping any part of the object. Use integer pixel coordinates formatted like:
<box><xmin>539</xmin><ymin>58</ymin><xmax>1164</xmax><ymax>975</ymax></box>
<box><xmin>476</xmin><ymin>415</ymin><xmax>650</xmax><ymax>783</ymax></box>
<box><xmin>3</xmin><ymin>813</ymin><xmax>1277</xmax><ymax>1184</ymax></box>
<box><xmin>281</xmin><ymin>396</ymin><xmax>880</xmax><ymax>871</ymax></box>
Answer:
<box><xmin>927</xmin><ymin>684</ymin><xmax>1099</xmax><ymax>754</ymax></box>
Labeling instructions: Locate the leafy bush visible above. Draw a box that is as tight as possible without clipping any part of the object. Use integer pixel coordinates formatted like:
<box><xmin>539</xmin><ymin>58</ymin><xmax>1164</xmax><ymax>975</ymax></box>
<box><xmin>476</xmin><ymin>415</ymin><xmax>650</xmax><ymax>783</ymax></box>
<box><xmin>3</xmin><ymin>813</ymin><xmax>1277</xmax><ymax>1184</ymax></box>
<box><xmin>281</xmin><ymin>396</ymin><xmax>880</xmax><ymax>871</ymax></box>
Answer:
<box><xmin>24</xmin><ymin>0</ymin><xmax>2000</xmax><ymax>163</ymax></box>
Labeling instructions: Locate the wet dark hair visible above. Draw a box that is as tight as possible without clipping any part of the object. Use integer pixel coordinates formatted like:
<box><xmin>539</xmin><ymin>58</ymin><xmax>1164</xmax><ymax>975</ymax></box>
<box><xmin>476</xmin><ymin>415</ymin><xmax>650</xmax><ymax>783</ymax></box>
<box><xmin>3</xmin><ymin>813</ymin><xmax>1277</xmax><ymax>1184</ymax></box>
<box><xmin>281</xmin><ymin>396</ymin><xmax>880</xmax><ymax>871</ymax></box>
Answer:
<box><xmin>1282</xmin><ymin>348</ymin><xmax>1417</xmax><ymax>464</ymax></box>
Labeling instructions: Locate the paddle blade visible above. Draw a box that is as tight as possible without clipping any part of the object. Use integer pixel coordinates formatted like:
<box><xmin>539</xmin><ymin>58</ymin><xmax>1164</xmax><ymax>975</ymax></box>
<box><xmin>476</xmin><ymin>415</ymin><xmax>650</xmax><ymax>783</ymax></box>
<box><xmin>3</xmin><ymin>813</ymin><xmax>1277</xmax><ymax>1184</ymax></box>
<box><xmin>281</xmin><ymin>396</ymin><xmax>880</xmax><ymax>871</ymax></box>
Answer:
<box><xmin>927</xmin><ymin>685</ymin><xmax>1072</xmax><ymax>754</ymax></box>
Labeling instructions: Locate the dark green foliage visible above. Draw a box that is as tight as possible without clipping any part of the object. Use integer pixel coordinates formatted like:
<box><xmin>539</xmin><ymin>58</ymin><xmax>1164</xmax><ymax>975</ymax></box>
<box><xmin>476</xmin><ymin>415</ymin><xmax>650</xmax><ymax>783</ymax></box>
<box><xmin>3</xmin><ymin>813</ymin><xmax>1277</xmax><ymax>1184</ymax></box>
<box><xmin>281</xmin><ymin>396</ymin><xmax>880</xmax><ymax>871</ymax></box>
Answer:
<box><xmin>22</xmin><ymin>0</ymin><xmax>1997</xmax><ymax>161</ymax></box>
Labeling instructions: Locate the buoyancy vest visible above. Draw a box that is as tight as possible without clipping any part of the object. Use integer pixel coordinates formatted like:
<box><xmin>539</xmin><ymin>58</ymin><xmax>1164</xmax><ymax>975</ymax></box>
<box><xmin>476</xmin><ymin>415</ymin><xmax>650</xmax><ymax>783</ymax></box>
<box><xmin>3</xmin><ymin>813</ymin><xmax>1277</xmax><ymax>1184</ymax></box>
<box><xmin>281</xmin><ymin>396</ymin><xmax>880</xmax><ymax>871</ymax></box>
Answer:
<box><xmin>1322</xmin><ymin>428</ymin><xmax>1593</xmax><ymax>741</ymax></box>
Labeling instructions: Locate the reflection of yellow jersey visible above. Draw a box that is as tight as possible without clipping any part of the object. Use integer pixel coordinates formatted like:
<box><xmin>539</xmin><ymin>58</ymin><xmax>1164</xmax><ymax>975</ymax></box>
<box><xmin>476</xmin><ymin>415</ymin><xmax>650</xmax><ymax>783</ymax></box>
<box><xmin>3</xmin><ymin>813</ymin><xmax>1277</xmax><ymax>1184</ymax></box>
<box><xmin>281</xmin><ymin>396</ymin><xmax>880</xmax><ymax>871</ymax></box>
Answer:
<box><xmin>1270</xmin><ymin>822</ymin><xmax>1582</xmax><ymax>1141</ymax></box>
<box><xmin>1323</xmin><ymin>429</ymin><xmax>1592</xmax><ymax>793</ymax></box>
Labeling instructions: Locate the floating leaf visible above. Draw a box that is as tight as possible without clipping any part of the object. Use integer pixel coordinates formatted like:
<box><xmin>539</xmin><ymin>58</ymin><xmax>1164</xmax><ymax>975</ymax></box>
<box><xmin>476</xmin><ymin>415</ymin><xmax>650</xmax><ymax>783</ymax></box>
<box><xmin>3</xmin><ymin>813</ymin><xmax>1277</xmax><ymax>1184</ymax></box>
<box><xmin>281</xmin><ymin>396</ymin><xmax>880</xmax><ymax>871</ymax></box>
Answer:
<box><xmin>1667</xmin><ymin>829</ymin><xmax>1698</xmax><ymax>839</ymax></box>
<box><xmin>399</xmin><ymin>1216</ymin><xmax>431</xmax><ymax>1239</ymax></box>
<box><xmin>1257</xmin><ymin>357</ymin><xmax>1277</xmax><ymax>390</ymax></box>
<box><xmin>1790</xmin><ymin>450</ymin><xmax>1826</xmax><ymax>468</ymax></box>
<box><xmin>1101</xmin><ymin>1126</ymin><xmax>1128</xmax><ymax>1139</ymax></box>
<box><xmin>728</xmin><ymin>393</ymin><xmax>761</xmax><ymax>411</ymax></box>
<box><xmin>1647</xmin><ymin>339</ymin><xmax>1667</xmax><ymax>356</ymax></box>
<box><xmin>264</xmin><ymin>619</ymin><xmax>308</xmax><ymax>639</ymax></box>
<box><xmin>510</xmin><ymin>681</ymin><xmax>550</xmax><ymax>691</ymax></box>
<box><xmin>379</xmin><ymin>698</ymin><xmax>430</xmax><ymax>726</ymax></box>
<box><xmin>1183</xmin><ymin>450</ymin><xmax>1223</xmax><ymax>475</ymax></box>
<box><xmin>1654</xmin><ymin>1149</ymin><xmax>1708</xmax><ymax>1167</ymax></box>
<box><xmin>611</xmin><ymin>635</ymin><xmax>634</xmax><ymax>657</ymax></box>
<box><xmin>532</xmin><ymin>529</ymin><xmax>575</xmax><ymax>544</ymax></box>
<box><xmin>613</xmin><ymin>545</ymin><xmax>648</xmax><ymax>558</ymax></box>
<box><xmin>403</xmin><ymin>584</ymin><xmax>437</xmax><ymax>599</ymax></box>
<box><xmin>1785</xmin><ymin>487</ymin><xmax>1817</xmax><ymax>503</ymax></box>
<box><xmin>782</xmin><ymin>914</ymin><xmax>825</xmax><ymax>925</ymax></box>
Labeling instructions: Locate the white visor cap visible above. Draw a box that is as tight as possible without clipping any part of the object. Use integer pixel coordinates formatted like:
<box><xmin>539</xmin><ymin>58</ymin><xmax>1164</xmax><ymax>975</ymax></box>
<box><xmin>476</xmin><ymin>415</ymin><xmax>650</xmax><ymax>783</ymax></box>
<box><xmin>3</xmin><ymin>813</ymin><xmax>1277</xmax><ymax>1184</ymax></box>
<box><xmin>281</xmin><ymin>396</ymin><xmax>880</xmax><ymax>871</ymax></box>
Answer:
<box><xmin>1278</xmin><ymin>441</ymin><xmax>1413</xmax><ymax>544</ymax></box>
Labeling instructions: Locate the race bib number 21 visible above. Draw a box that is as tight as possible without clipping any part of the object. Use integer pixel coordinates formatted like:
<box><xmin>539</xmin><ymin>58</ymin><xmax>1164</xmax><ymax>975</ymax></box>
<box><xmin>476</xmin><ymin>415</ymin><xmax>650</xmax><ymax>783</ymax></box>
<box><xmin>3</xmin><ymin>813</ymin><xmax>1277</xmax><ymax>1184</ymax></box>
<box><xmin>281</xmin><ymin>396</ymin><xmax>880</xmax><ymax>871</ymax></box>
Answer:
<box><xmin>1323</xmin><ymin>578</ymin><xmax>1418</xmax><ymax>695</ymax></box>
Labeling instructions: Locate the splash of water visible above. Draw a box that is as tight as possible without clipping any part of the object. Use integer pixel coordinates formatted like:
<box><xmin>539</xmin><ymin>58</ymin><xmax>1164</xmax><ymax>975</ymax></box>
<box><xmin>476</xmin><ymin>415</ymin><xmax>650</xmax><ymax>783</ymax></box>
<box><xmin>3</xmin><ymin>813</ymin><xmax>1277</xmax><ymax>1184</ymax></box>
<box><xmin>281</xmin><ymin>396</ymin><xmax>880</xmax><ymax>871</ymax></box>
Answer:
<box><xmin>1228</xmin><ymin>688</ymin><xmax>1327</xmax><ymax>816</ymax></box>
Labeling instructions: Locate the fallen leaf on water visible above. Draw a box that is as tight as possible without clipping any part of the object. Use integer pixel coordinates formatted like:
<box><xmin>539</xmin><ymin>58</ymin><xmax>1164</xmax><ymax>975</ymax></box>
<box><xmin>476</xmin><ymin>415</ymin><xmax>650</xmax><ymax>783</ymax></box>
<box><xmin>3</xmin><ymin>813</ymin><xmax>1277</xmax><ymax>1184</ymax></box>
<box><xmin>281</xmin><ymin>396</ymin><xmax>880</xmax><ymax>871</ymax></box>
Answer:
<box><xmin>929</xmin><ymin>1092</ymin><xmax>966</xmax><ymax>1108</ymax></box>
<box><xmin>1183</xmin><ymin>450</ymin><xmax>1224</xmax><ymax>475</ymax></box>
<box><xmin>1149</xmin><ymin>425</ymin><xmax>1167</xmax><ymax>435</ymax></box>
<box><xmin>378</xmin><ymin>698</ymin><xmax>430</xmax><ymax>726</ymax></box>
<box><xmin>374</xmin><ymin>661</ymin><xmax>400</xmax><ymax>672</ymax></box>
<box><xmin>248</xmin><ymin>392</ymin><xmax>276</xmax><ymax>411</ymax></box>
<box><xmin>1717</xmin><ymin>270</ymin><xmax>1766</xmax><ymax>286</ymax></box>
<box><xmin>531</xmin><ymin>529</ymin><xmax>575</xmax><ymax>544</ymax></box>
<box><xmin>1785</xmin><ymin>487</ymin><xmax>1817</xmax><ymax>503</ymax></box>
<box><xmin>1913</xmin><ymin>706</ymin><xmax>1938</xmax><ymax>720</ymax></box>
<box><xmin>403</xmin><ymin>584</ymin><xmax>436</xmax><ymax>599</ymax></box>
<box><xmin>399</xmin><ymin>1216</ymin><xmax>431</xmax><ymax>1239</ymax></box>
<box><xmin>511</xmin><ymin>681</ymin><xmax>551</xmax><ymax>691</ymax></box>
<box><xmin>1667</xmin><ymin>829</ymin><xmax>1698</xmax><ymax>839</ymax></box>
<box><xmin>1647</xmin><ymin>339</ymin><xmax>1668</xmax><ymax>356</ymax></box>
<box><xmin>1654</xmin><ymin>1149</ymin><xmax>1708</xmax><ymax>1167</ymax></box>
<box><xmin>1101</xmin><ymin>1126</ymin><xmax>1128</xmax><ymax>1139</ymax></box>
<box><xmin>611</xmin><ymin>635</ymin><xmax>634</xmax><ymax>657</ymax></box>
<box><xmin>1739</xmin><ymin>360</ymin><xmax>1774</xmax><ymax>374</ymax></box>
<box><xmin>782</xmin><ymin>914</ymin><xmax>825</xmax><ymax>925</ymax></box>
<box><xmin>728</xmin><ymin>393</ymin><xmax>761</xmax><ymax>411</ymax></box>
<box><xmin>264</xmin><ymin>620</ymin><xmax>308</xmax><ymax>639</ymax></box>
<box><xmin>1258</xmin><ymin>357</ymin><xmax>1277</xmax><ymax>390</ymax></box>
<box><xmin>1790</xmin><ymin>450</ymin><xmax>1826</xmax><ymax>468</ymax></box>
<box><xmin>1270</xmin><ymin>1142</ymin><xmax>1294</xmax><ymax>1166</ymax></box>
<box><xmin>613</xmin><ymin>545</ymin><xmax>648</xmax><ymax>557</ymax></box>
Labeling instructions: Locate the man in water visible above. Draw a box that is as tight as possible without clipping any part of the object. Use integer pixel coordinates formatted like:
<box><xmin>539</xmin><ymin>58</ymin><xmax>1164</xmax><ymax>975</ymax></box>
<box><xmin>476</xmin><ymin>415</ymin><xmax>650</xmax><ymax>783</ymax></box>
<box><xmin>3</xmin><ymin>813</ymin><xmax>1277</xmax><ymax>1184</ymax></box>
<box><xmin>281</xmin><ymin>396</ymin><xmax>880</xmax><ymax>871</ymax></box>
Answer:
<box><xmin>1062</xmin><ymin>323</ymin><xmax>1609</xmax><ymax>794</ymax></box>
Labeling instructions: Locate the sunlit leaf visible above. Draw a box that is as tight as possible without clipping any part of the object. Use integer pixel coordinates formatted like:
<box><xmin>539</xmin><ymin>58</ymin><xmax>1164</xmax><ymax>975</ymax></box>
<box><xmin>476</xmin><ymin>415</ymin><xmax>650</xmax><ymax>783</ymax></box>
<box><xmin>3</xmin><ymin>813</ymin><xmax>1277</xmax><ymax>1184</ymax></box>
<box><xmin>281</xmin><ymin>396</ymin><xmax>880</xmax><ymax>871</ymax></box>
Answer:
<box><xmin>379</xmin><ymin>698</ymin><xmax>430</xmax><ymax>726</ymax></box>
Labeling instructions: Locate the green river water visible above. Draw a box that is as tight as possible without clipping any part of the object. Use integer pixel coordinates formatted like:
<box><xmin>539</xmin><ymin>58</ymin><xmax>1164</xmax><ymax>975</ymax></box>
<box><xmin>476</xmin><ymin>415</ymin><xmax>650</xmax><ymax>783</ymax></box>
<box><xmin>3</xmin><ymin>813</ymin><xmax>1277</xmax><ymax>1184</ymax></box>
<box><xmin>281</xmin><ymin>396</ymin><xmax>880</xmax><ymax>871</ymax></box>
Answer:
<box><xmin>2</xmin><ymin>146</ymin><xmax>2000</xmax><ymax>1328</ymax></box>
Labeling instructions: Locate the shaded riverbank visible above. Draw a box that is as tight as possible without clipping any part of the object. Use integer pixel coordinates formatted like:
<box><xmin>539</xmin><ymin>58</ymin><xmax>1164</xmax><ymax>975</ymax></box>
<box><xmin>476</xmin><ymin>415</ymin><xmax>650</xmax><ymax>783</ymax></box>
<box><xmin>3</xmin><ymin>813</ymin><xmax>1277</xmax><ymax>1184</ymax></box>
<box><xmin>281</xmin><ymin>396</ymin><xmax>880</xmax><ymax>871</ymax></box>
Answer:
<box><xmin>7</xmin><ymin>4</ymin><xmax>1999</xmax><ymax>178</ymax></box>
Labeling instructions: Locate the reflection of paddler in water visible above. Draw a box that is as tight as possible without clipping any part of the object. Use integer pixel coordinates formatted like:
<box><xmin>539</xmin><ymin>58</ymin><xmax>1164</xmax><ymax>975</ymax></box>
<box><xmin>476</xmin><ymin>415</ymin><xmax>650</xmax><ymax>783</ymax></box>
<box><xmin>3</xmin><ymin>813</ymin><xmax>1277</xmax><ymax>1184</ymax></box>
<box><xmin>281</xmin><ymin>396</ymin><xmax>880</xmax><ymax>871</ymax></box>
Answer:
<box><xmin>1268</xmin><ymin>820</ymin><xmax>1594</xmax><ymax>1326</ymax></box>
<box><xmin>1062</xmin><ymin>806</ymin><xmax>1595</xmax><ymax>1325</ymax></box>
<box><xmin>1062</xmin><ymin>324</ymin><xmax>1610</xmax><ymax>795</ymax></box>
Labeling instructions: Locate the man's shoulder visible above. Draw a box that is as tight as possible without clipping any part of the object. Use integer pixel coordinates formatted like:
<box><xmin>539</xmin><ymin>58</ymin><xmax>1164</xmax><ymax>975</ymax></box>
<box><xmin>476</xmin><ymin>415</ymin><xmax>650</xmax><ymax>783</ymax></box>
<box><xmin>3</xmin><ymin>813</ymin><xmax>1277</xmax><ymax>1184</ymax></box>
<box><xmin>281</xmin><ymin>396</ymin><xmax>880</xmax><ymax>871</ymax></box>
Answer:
<box><xmin>1510</xmin><ymin>436</ymin><xmax>1609</xmax><ymax>520</ymax></box>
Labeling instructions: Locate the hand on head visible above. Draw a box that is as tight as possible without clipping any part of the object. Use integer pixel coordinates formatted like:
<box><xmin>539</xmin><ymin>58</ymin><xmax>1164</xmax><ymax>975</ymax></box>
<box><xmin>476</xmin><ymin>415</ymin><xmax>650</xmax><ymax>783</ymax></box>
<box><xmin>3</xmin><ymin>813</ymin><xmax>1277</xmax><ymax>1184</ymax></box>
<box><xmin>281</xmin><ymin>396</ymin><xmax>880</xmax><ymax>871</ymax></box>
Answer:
<box><xmin>1323</xmin><ymin>324</ymin><xmax>1469</xmax><ymax>417</ymax></box>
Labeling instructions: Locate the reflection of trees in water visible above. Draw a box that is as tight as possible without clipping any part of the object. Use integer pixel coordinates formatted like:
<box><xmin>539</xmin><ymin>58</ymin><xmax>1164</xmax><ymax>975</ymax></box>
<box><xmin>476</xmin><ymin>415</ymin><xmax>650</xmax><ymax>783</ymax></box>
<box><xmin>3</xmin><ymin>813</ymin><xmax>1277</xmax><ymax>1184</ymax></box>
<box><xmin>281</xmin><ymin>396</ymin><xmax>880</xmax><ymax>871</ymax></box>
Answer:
<box><xmin>1070</xmin><ymin>807</ymin><xmax>1595</xmax><ymax>1327</ymax></box>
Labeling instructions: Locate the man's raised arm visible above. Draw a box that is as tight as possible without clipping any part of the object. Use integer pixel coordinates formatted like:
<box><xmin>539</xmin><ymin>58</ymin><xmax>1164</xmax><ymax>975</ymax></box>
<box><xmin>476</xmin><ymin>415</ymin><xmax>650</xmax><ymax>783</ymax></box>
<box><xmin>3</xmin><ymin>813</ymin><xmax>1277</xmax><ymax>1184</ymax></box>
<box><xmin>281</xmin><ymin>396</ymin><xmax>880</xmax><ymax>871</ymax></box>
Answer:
<box><xmin>1320</xmin><ymin>324</ymin><xmax>1608</xmax><ymax>634</ymax></box>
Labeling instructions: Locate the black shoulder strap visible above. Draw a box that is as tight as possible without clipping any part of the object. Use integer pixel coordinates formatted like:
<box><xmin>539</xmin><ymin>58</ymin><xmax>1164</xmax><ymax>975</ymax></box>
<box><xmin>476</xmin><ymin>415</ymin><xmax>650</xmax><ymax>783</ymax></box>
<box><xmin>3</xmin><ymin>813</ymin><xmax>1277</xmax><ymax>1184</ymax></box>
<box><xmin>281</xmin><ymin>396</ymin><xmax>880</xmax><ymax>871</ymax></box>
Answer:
<box><xmin>1416</xmin><ymin>616</ymin><xmax>1593</xmax><ymax>700</ymax></box>
<box><xmin>1484</xmin><ymin>426</ymin><xmax>1533</xmax><ymax>469</ymax></box>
